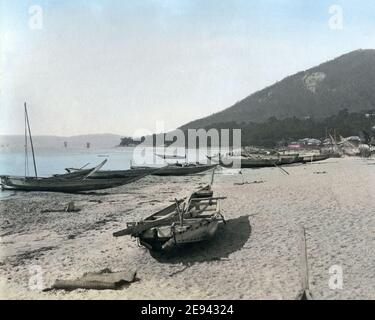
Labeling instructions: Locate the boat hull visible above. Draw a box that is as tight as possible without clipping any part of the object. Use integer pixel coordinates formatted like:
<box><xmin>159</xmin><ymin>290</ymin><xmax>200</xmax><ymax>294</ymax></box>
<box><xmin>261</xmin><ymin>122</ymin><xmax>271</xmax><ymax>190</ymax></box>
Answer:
<box><xmin>240</xmin><ymin>158</ymin><xmax>279</xmax><ymax>168</ymax></box>
<box><xmin>220</xmin><ymin>157</ymin><xmax>297</xmax><ymax>168</ymax></box>
<box><xmin>301</xmin><ymin>154</ymin><xmax>330</xmax><ymax>162</ymax></box>
<box><xmin>131</xmin><ymin>164</ymin><xmax>216</xmax><ymax>176</ymax></box>
<box><xmin>53</xmin><ymin>168</ymin><xmax>155</xmax><ymax>180</ymax></box>
<box><xmin>0</xmin><ymin>175</ymin><xmax>143</xmax><ymax>193</ymax></box>
<box><xmin>113</xmin><ymin>184</ymin><xmax>224</xmax><ymax>253</ymax></box>
<box><xmin>139</xmin><ymin>218</ymin><xmax>221</xmax><ymax>252</ymax></box>
<box><xmin>90</xmin><ymin>169</ymin><xmax>152</xmax><ymax>179</ymax></box>
<box><xmin>219</xmin><ymin>153</ymin><xmax>329</xmax><ymax>168</ymax></box>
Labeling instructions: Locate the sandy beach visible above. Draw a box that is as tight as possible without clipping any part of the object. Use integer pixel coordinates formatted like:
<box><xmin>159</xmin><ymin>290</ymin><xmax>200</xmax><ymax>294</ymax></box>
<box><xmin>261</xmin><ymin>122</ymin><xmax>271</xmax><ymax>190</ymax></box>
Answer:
<box><xmin>0</xmin><ymin>157</ymin><xmax>374</xmax><ymax>300</ymax></box>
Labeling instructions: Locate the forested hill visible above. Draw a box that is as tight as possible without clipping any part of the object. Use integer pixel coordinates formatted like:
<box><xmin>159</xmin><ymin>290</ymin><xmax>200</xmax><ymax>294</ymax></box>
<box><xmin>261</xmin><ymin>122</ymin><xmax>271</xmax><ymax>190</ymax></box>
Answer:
<box><xmin>180</xmin><ymin>49</ymin><xmax>375</xmax><ymax>130</ymax></box>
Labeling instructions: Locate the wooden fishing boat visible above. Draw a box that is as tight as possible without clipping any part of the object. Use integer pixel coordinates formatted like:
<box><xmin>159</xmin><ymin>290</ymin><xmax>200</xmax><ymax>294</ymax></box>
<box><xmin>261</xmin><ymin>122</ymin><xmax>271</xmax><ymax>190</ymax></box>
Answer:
<box><xmin>1</xmin><ymin>157</ymin><xmax>151</xmax><ymax>193</ymax></box>
<box><xmin>155</xmin><ymin>154</ymin><xmax>186</xmax><ymax>160</ymax></box>
<box><xmin>153</xmin><ymin>163</ymin><xmax>216</xmax><ymax>176</ymax></box>
<box><xmin>0</xmin><ymin>175</ymin><xmax>142</xmax><ymax>193</ymax></box>
<box><xmin>219</xmin><ymin>155</ymin><xmax>299</xmax><ymax>168</ymax></box>
<box><xmin>113</xmin><ymin>174</ymin><xmax>226</xmax><ymax>252</ymax></box>
<box><xmin>53</xmin><ymin>166</ymin><xmax>156</xmax><ymax>180</ymax></box>
<box><xmin>279</xmin><ymin>155</ymin><xmax>300</xmax><ymax>165</ymax></box>
<box><xmin>131</xmin><ymin>163</ymin><xmax>216</xmax><ymax>176</ymax></box>
<box><xmin>301</xmin><ymin>154</ymin><xmax>330</xmax><ymax>162</ymax></box>
<box><xmin>139</xmin><ymin>212</ymin><xmax>223</xmax><ymax>251</ymax></box>
<box><xmin>90</xmin><ymin>169</ymin><xmax>154</xmax><ymax>179</ymax></box>
<box><xmin>240</xmin><ymin>158</ymin><xmax>279</xmax><ymax>168</ymax></box>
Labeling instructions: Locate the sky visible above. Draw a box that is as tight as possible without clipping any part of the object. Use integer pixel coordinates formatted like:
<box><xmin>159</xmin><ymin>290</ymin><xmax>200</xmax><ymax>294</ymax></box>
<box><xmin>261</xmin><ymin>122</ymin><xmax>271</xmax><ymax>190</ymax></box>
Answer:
<box><xmin>0</xmin><ymin>0</ymin><xmax>375</xmax><ymax>136</ymax></box>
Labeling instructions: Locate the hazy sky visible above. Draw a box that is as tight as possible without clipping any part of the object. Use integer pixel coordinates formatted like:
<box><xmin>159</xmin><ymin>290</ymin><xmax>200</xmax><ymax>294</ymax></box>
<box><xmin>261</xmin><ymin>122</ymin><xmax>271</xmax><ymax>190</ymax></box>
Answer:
<box><xmin>1</xmin><ymin>0</ymin><xmax>374</xmax><ymax>136</ymax></box>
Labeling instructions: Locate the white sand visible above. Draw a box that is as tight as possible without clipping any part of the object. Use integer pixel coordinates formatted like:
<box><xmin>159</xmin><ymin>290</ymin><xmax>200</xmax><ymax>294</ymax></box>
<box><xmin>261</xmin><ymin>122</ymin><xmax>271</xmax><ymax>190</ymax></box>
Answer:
<box><xmin>0</xmin><ymin>157</ymin><xmax>374</xmax><ymax>299</ymax></box>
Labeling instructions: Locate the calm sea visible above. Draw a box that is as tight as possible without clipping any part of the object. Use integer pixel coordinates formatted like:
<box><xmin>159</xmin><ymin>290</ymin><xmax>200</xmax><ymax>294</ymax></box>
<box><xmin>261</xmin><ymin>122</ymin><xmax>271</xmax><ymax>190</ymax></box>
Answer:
<box><xmin>0</xmin><ymin>147</ymin><xmax>137</xmax><ymax>177</ymax></box>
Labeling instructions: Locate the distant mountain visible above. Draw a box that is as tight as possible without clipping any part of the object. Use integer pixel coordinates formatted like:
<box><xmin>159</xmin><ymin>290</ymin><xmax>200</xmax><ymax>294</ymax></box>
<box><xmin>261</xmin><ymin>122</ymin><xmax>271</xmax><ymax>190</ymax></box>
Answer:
<box><xmin>181</xmin><ymin>49</ymin><xmax>375</xmax><ymax>130</ymax></box>
<box><xmin>0</xmin><ymin>133</ymin><xmax>123</xmax><ymax>150</ymax></box>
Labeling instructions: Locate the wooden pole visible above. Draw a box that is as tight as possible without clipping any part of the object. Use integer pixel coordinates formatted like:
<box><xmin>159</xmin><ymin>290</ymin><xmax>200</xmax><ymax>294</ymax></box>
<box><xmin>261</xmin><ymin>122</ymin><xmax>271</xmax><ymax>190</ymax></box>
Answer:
<box><xmin>24</xmin><ymin>102</ymin><xmax>38</xmax><ymax>178</ymax></box>
<box><xmin>300</xmin><ymin>226</ymin><xmax>309</xmax><ymax>291</ymax></box>
<box><xmin>299</xmin><ymin>226</ymin><xmax>313</xmax><ymax>299</ymax></box>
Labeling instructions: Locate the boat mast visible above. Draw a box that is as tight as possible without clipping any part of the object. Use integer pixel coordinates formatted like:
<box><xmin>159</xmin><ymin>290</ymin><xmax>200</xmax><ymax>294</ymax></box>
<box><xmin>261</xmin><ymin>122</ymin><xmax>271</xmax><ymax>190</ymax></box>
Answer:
<box><xmin>24</xmin><ymin>106</ymin><xmax>28</xmax><ymax>177</ymax></box>
<box><xmin>24</xmin><ymin>102</ymin><xmax>38</xmax><ymax>178</ymax></box>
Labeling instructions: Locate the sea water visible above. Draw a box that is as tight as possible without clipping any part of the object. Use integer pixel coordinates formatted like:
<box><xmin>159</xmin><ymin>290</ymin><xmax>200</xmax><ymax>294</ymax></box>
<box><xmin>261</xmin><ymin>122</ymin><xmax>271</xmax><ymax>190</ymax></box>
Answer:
<box><xmin>0</xmin><ymin>147</ymin><xmax>136</xmax><ymax>177</ymax></box>
<box><xmin>0</xmin><ymin>147</ymin><xmax>137</xmax><ymax>199</ymax></box>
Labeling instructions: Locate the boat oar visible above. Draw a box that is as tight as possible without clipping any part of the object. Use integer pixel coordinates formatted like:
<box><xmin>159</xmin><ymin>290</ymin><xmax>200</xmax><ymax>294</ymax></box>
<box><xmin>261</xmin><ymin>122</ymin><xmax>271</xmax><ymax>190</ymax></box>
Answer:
<box><xmin>209</xmin><ymin>167</ymin><xmax>216</xmax><ymax>187</ymax></box>
<box><xmin>82</xmin><ymin>159</ymin><xmax>108</xmax><ymax>180</ymax></box>
<box><xmin>79</xmin><ymin>163</ymin><xmax>90</xmax><ymax>170</ymax></box>
<box><xmin>65</xmin><ymin>162</ymin><xmax>91</xmax><ymax>173</ymax></box>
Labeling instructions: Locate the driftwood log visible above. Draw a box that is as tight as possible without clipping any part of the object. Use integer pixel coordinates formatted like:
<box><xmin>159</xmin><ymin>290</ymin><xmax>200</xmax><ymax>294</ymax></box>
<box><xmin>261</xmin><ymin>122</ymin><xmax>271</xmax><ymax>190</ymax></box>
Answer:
<box><xmin>51</xmin><ymin>268</ymin><xmax>137</xmax><ymax>291</ymax></box>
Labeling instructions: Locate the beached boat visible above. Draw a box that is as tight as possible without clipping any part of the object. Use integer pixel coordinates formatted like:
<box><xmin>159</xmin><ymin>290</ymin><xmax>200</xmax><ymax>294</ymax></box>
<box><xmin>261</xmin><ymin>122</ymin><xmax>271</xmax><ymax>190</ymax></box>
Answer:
<box><xmin>53</xmin><ymin>166</ymin><xmax>156</xmax><ymax>180</ymax></box>
<box><xmin>113</xmin><ymin>181</ymin><xmax>226</xmax><ymax>252</ymax></box>
<box><xmin>153</xmin><ymin>163</ymin><xmax>216</xmax><ymax>176</ymax></box>
<box><xmin>301</xmin><ymin>154</ymin><xmax>330</xmax><ymax>162</ymax></box>
<box><xmin>0</xmin><ymin>175</ymin><xmax>142</xmax><ymax>193</ymax></box>
<box><xmin>218</xmin><ymin>155</ymin><xmax>299</xmax><ymax>168</ymax></box>
<box><xmin>216</xmin><ymin>151</ymin><xmax>331</xmax><ymax>168</ymax></box>
<box><xmin>279</xmin><ymin>155</ymin><xmax>300</xmax><ymax>165</ymax></box>
<box><xmin>240</xmin><ymin>158</ymin><xmax>279</xmax><ymax>168</ymax></box>
<box><xmin>131</xmin><ymin>163</ymin><xmax>216</xmax><ymax>176</ymax></box>
<box><xmin>1</xmin><ymin>158</ymin><xmax>151</xmax><ymax>193</ymax></box>
<box><xmin>90</xmin><ymin>169</ymin><xmax>154</xmax><ymax>179</ymax></box>
<box><xmin>155</xmin><ymin>154</ymin><xmax>186</xmax><ymax>160</ymax></box>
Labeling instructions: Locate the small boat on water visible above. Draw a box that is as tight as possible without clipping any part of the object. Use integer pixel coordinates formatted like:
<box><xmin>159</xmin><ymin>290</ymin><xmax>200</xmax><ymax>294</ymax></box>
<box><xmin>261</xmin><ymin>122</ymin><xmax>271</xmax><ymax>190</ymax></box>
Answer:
<box><xmin>113</xmin><ymin>172</ymin><xmax>226</xmax><ymax>252</ymax></box>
